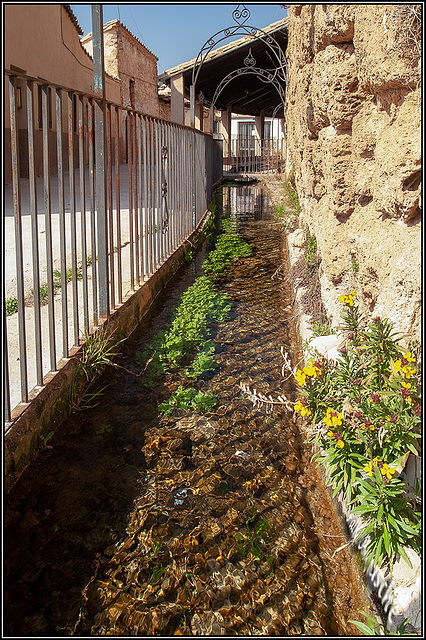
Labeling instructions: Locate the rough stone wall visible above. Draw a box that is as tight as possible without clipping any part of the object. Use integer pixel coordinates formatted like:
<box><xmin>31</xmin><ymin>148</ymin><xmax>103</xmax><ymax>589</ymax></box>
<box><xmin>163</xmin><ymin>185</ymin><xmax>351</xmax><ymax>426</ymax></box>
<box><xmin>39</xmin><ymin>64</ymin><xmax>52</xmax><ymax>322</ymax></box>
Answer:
<box><xmin>285</xmin><ymin>4</ymin><xmax>421</xmax><ymax>342</ymax></box>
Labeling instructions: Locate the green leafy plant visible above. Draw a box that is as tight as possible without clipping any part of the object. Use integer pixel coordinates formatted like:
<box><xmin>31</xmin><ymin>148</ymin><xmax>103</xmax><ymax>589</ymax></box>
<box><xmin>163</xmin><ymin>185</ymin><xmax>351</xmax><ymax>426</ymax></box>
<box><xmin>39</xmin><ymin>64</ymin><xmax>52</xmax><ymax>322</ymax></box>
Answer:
<box><xmin>158</xmin><ymin>385</ymin><xmax>217</xmax><ymax>415</ymax></box>
<box><xmin>80</xmin><ymin>326</ymin><xmax>123</xmax><ymax>380</ymax></box>
<box><xmin>311</xmin><ymin>320</ymin><xmax>336</xmax><ymax>337</ymax></box>
<box><xmin>350</xmin><ymin>254</ymin><xmax>360</xmax><ymax>274</ymax></box>
<box><xmin>293</xmin><ymin>292</ymin><xmax>421</xmax><ymax>571</ymax></box>
<box><xmin>285</xmin><ymin>179</ymin><xmax>301</xmax><ymax>215</ymax></box>
<box><xmin>6</xmin><ymin>297</ymin><xmax>18</xmax><ymax>316</ymax></box>
<box><xmin>202</xmin><ymin>218</ymin><xmax>252</xmax><ymax>277</ymax></box>
<box><xmin>235</xmin><ymin>508</ymin><xmax>273</xmax><ymax>560</ymax></box>
<box><xmin>185</xmin><ymin>340</ymin><xmax>217</xmax><ymax>378</ymax></box>
<box><xmin>40</xmin><ymin>430</ymin><xmax>54</xmax><ymax>448</ymax></box>
<box><xmin>136</xmin><ymin>275</ymin><xmax>230</xmax><ymax>385</ymax></box>
<box><xmin>350</xmin><ymin>609</ymin><xmax>415</xmax><ymax>636</ymax></box>
<box><xmin>95</xmin><ymin>423</ymin><xmax>112</xmax><ymax>434</ymax></box>
<box><xmin>304</xmin><ymin>228</ymin><xmax>318</xmax><ymax>271</ymax></box>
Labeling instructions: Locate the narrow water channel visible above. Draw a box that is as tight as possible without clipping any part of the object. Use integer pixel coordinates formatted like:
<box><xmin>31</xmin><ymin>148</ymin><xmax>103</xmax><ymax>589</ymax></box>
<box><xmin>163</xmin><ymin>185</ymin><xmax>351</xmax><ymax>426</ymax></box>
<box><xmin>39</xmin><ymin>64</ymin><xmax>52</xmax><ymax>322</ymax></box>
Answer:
<box><xmin>4</xmin><ymin>182</ymin><xmax>368</xmax><ymax>636</ymax></box>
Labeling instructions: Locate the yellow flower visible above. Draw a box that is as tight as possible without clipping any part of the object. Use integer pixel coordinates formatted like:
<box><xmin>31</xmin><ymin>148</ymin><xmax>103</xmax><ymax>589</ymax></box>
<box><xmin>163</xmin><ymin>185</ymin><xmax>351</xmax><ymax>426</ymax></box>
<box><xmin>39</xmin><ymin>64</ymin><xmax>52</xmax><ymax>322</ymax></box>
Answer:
<box><xmin>392</xmin><ymin>360</ymin><xmax>402</xmax><ymax>374</ymax></box>
<box><xmin>327</xmin><ymin>430</ymin><xmax>334</xmax><ymax>437</ymax></box>
<box><xmin>401</xmin><ymin>381</ymin><xmax>411</xmax><ymax>389</ymax></box>
<box><xmin>403</xmin><ymin>352</ymin><xmax>416</xmax><ymax>363</ymax></box>
<box><xmin>339</xmin><ymin>291</ymin><xmax>357</xmax><ymax>306</ymax></box>
<box><xmin>369</xmin><ymin>424</ymin><xmax>375</xmax><ymax>431</ymax></box>
<box><xmin>323</xmin><ymin>407</ymin><xmax>342</xmax><ymax>427</ymax></box>
<box><xmin>295</xmin><ymin>369</ymin><xmax>306</xmax><ymax>386</ymax></box>
<box><xmin>364</xmin><ymin>461</ymin><xmax>374</xmax><ymax>476</ymax></box>
<box><xmin>380</xmin><ymin>463</ymin><xmax>396</xmax><ymax>480</ymax></box>
<box><xmin>364</xmin><ymin>457</ymin><xmax>381</xmax><ymax>476</ymax></box>
<box><xmin>332</xmin><ymin>413</ymin><xmax>343</xmax><ymax>427</ymax></box>
<box><xmin>294</xmin><ymin>400</ymin><xmax>311</xmax><ymax>417</ymax></box>
<box><xmin>336</xmin><ymin>439</ymin><xmax>344</xmax><ymax>448</ymax></box>
<box><xmin>402</xmin><ymin>365</ymin><xmax>416</xmax><ymax>379</ymax></box>
<box><xmin>303</xmin><ymin>360</ymin><xmax>322</xmax><ymax>378</ymax></box>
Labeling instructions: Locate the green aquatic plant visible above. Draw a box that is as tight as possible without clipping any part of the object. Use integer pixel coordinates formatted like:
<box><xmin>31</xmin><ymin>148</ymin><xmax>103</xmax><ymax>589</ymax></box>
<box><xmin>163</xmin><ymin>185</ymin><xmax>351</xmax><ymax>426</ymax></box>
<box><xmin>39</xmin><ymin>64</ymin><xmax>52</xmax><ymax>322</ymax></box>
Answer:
<box><xmin>185</xmin><ymin>341</ymin><xmax>217</xmax><ymax>378</ymax></box>
<box><xmin>95</xmin><ymin>423</ymin><xmax>112</xmax><ymax>434</ymax></box>
<box><xmin>136</xmin><ymin>275</ymin><xmax>231</xmax><ymax>384</ymax></box>
<box><xmin>202</xmin><ymin>218</ymin><xmax>252</xmax><ymax>277</ymax></box>
<box><xmin>158</xmin><ymin>385</ymin><xmax>217</xmax><ymax>415</ymax></box>
<box><xmin>235</xmin><ymin>508</ymin><xmax>273</xmax><ymax>560</ymax></box>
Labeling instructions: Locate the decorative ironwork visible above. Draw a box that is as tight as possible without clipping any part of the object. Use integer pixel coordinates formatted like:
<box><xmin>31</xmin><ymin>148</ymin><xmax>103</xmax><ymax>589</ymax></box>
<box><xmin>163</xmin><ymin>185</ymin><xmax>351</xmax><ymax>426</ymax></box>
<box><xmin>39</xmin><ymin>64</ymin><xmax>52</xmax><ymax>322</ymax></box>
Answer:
<box><xmin>232</xmin><ymin>4</ymin><xmax>250</xmax><ymax>26</ymax></box>
<box><xmin>190</xmin><ymin>4</ymin><xmax>288</xmax><ymax>128</ymax></box>
<box><xmin>210</xmin><ymin>62</ymin><xmax>286</xmax><ymax>114</ymax></box>
<box><xmin>191</xmin><ymin>5</ymin><xmax>287</xmax><ymax>87</ymax></box>
<box><xmin>244</xmin><ymin>48</ymin><xmax>256</xmax><ymax>67</ymax></box>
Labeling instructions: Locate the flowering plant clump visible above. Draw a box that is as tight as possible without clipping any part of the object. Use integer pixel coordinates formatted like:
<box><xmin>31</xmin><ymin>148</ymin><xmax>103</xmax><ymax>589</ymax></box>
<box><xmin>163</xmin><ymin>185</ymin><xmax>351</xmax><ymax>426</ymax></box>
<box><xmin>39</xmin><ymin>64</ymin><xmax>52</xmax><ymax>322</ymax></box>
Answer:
<box><xmin>293</xmin><ymin>292</ymin><xmax>421</xmax><ymax>571</ymax></box>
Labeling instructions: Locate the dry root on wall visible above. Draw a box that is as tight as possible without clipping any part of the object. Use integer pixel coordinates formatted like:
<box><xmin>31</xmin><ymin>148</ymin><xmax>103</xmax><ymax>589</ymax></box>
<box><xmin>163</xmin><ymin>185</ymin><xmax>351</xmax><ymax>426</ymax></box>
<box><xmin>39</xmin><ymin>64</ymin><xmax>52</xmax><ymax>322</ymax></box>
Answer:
<box><xmin>285</xmin><ymin>4</ymin><xmax>421</xmax><ymax>342</ymax></box>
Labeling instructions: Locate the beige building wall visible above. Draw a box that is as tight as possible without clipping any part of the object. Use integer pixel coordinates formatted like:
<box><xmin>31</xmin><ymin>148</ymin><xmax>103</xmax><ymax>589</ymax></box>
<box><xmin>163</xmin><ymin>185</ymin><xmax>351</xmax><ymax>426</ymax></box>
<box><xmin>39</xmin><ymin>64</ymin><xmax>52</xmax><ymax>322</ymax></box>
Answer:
<box><xmin>4</xmin><ymin>4</ymin><xmax>120</xmax><ymax>182</ymax></box>
<box><xmin>81</xmin><ymin>20</ymin><xmax>160</xmax><ymax>117</ymax></box>
<box><xmin>81</xmin><ymin>20</ymin><xmax>161</xmax><ymax>162</ymax></box>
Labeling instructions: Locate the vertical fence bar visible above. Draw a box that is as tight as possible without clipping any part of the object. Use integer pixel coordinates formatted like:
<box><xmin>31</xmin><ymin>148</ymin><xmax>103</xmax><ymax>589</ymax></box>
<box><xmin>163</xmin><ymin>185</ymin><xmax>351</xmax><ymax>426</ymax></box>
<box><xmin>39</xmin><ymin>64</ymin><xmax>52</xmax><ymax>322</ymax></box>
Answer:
<box><xmin>160</xmin><ymin>122</ymin><xmax>165</xmax><ymax>261</ymax></box>
<box><xmin>106</xmin><ymin>104</ymin><xmax>115</xmax><ymax>309</ymax></box>
<box><xmin>154</xmin><ymin>119</ymin><xmax>160</xmax><ymax>266</ymax></box>
<box><xmin>68</xmin><ymin>91</ymin><xmax>79</xmax><ymax>345</ymax></box>
<box><xmin>88</xmin><ymin>98</ymin><xmax>98</xmax><ymax>325</ymax></box>
<box><xmin>4</xmin><ymin>310</ymin><xmax>11</xmax><ymax>422</ymax></box>
<box><xmin>171</xmin><ymin>124</ymin><xmax>177</xmax><ymax>252</ymax></box>
<box><xmin>8</xmin><ymin>75</ymin><xmax>28</xmax><ymax>402</ymax></box>
<box><xmin>92</xmin><ymin>3</ymin><xmax>109</xmax><ymax>319</ymax></box>
<box><xmin>55</xmin><ymin>87</ymin><xmax>69</xmax><ymax>359</ymax></box>
<box><xmin>127</xmin><ymin>113</ymin><xmax>134</xmax><ymax>291</ymax></box>
<box><xmin>27</xmin><ymin>80</ymin><xmax>44</xmax><ymax>382</ymax></box>
<box><xmin>78</xmin><ymin>95</ymin><xmax>89</xmax><ymax>331</ymax></box>
<box><xmin>166</xmin><ymin>122</ymin><xmax>172</xmax><ymax>257</ymax></box>
<box><xmin>115</xmin><ymin>106</ymin><xmax>122</xmax><ymax>304</ymax></box>
<box><xmin>42</xmin><ymin>84</ymin><xmax>56</xmax><ymax>371</ymax></box>
<box><xmin>151</xmin><ymin>119</ymin><xmax>156</xmax><ymax>269</ymax></box>
<box><xmin>142</xmin><ymin>116</ymin><xmax>148</xmax><ymax>280</ymax></box>
<box><xmin>148</xmin><ymin>118</ymin><xmax>154</xmax><ymax>276</ymax></box>
<box><xmin>133</xmin><ymin>111</ymin><xmax>139</xmax><ymax>286</ymax></box>
<box><xmin>137</xmin><ymin>114</ymin><xmax>143</xmax><ymax>280</ymax></box>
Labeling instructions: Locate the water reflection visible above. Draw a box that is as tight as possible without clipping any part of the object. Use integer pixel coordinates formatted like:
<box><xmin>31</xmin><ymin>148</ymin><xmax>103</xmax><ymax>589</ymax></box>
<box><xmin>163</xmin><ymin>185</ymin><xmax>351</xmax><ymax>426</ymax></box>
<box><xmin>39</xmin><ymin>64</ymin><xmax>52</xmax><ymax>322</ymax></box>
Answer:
<box><xmin>222</xmin><ymin>182</ymin><xmax>275</xmax><ymax>223</ymax></box>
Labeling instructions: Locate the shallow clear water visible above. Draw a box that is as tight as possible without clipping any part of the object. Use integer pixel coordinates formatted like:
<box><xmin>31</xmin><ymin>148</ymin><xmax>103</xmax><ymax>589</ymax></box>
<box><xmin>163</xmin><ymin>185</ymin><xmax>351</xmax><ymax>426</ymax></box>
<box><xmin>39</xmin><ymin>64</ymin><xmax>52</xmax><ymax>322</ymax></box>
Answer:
<box><xmin>4</xmin><ymin>182</ymin><xmax>368</xmax><ymax>636</ymax></box>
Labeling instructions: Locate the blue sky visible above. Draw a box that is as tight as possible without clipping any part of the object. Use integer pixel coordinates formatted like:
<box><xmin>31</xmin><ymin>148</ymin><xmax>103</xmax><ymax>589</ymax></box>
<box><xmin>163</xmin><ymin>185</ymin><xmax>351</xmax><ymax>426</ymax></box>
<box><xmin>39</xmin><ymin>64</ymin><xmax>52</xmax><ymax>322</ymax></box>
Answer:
<box><xmin>69</xmin><ymin>4</ymin><xmax>287</xmax><ymax>74</ymax></box>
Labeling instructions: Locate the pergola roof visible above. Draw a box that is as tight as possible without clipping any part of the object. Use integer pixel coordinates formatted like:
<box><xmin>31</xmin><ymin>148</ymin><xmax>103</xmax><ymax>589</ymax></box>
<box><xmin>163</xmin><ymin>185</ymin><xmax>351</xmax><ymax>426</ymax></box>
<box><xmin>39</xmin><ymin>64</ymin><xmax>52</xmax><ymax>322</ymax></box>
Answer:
<box><xmin>158</xmin><ymin>17</ymin><xmax>289</xmax><ymax>117</ymax></box>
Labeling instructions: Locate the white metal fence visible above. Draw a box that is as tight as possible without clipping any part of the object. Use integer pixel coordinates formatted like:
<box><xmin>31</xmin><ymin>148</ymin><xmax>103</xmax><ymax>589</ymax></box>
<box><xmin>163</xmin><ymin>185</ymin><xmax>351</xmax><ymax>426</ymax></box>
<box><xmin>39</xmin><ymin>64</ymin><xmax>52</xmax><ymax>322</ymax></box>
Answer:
<box><xmin>4</xmin><ymin>71</ymin><xmax>223</xmax><ymax>425</ymax></box>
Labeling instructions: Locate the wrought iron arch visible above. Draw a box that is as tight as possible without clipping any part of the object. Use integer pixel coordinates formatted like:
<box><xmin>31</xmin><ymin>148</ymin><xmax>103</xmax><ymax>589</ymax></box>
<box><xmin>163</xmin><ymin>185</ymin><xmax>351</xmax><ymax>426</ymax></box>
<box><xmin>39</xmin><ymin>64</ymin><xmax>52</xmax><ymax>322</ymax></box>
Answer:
<box><xmin>190</xmin><ymin>4</ymin><xmax>287</xmax><ymax>127</ymax></box>
<box><xmin>208</xmin><ymin>48</ymin><xmax>286</xmax><ymax>133</ymax></box>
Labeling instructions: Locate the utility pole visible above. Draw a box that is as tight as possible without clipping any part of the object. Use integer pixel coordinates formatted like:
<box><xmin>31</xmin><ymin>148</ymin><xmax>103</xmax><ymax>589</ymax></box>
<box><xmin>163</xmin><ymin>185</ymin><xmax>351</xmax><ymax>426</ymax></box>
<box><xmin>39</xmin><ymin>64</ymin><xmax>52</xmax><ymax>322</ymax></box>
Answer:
<box><xmin>92</xmin><ymin>4</ymin><xmax>109</xmax><ymax>319</ymax></box>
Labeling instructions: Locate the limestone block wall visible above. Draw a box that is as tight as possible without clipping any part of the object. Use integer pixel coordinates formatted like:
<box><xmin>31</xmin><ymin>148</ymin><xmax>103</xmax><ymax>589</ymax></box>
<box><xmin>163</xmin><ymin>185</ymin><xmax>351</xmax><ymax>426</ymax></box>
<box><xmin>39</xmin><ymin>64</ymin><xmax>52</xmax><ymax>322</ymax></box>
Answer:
<box><xmin>285</xmin><ymin>4</ymin><xmax>421</xmax><ymax>342</ymax></box>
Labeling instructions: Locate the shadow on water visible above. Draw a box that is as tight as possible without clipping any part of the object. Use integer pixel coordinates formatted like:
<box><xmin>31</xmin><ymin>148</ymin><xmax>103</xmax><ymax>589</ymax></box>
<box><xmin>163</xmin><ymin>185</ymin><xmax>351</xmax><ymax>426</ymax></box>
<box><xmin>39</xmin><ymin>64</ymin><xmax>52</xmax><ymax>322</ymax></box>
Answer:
<box><xmin>4</xmin><ymin>181</ymin><xmax>368</xmax><ymax>636</ymax></box>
